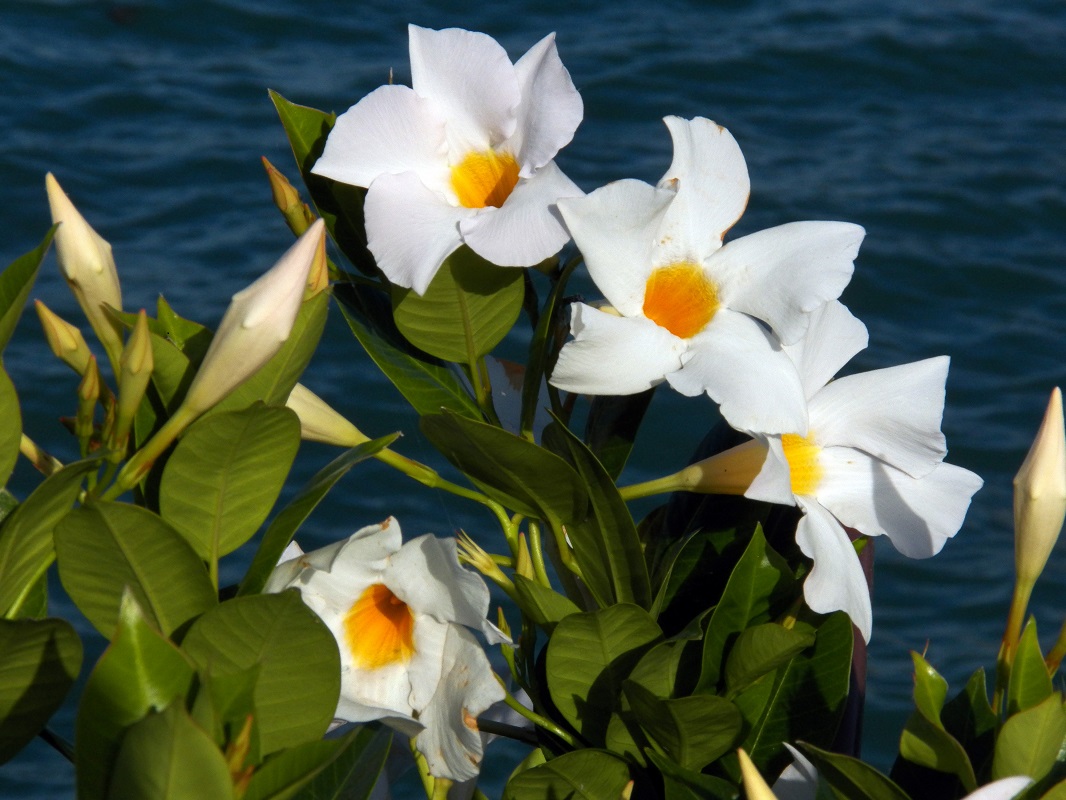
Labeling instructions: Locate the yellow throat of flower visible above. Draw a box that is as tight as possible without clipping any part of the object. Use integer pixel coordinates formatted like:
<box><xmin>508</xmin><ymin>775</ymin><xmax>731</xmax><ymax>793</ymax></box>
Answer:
<box><xmin>344</xmin><ymin>583</ymin><xmax>416</xmax><ymax>669</ymax></box>
<box><xmin>451</xmin><ymin>149</ymin><xmax>520</xmax><ymax>209</ymax></box>
<box><xmin>643</xmin><ymin>262</ymin><xmax>720</xmax><ymax>339</ymax></box>
<box><xmin>781</xmin><ymin>433</ymin><xmax>823</xmax><ymax>496</ymax></box>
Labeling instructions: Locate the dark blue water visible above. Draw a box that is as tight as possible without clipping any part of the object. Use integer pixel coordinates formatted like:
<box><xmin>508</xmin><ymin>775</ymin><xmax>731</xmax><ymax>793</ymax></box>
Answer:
<box><xmin>3</xmin><ymin>0</ymin><xmax>1065</xmax><ymax>795</ymax></box>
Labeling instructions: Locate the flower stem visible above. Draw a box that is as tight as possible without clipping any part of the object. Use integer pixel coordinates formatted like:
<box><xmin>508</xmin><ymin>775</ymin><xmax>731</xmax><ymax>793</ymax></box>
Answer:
<box><xmin>19</xmin><ymin>434</ymin><xmax>63</xmax><ymax>477</ymax></box>
<box><xmin>496</xmin><ymin>681</ymin><xmax>579</xmax><ymax>749</ymax></box>
<box><xmin>1045</xmin><ymin>616</ymin><xmax>1066</xmax><ymax>673</ymax></box>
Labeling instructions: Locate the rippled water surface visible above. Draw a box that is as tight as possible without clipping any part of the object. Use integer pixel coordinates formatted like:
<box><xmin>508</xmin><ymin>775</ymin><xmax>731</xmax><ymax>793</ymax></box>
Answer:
<box><xmin>2</xmin><ymin>0</ymin><xmax>1065</xmax><ymax>795</ymax></box>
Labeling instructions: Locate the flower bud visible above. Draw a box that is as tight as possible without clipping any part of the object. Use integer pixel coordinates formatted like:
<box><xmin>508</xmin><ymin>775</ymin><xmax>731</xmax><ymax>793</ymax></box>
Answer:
<box><xmin>181</xmin><ymin>220</ymin><xmax>325</xmax><ymax>416</ymax></box>
<box><xmin>113</xmin><ymin>310</ymin><xmax>153</xmax><ymax>453</ymax></box>
<box><xmin>262</xmin><ymin>156</ymin><xmax>317</xmax><ymax>237</ymax></box>
<box><xmin>35</xmin><ymin>300</ymin><xmax>92</xmax><ymax>376</ymax></box>
<box><xmin>1013</xmin><ymin>386</ymin><xmax>1066</xmax><ymax>589</ymax></box>
<box><xmin>285</xmin><ymin>383</ymin><xmax>369</xmax><ymax>447</ymax></box>
<box><xmin>738</xmin><ymin>748</ymin><xmax>779</xmax><ymax>800</ymax></box>
<box><xmin>45</xmin><ymin>174</ymin><xmax>124</xmax><ymax>369</ymax></box>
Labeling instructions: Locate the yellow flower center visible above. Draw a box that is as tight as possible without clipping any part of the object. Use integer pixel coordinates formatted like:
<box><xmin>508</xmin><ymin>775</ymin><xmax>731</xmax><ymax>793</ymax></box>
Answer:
<box><xmin>344</xmin><ymin>583</ymin><xmax>416</xmax><ymax>669</ymax></box>
<box><xmin>450</xmin><ymin>149</ymin><xmax>520</xmax><ymax>209</ymax></box>
<box><xmin>781</xmin><ymin>433</ymin><xmax>823</xmax><ymax>496</ymax></box>
<box><xmin>642</xmin><ymin>262</ymin><xmax>720</xmax><ymax>339</ymax></box>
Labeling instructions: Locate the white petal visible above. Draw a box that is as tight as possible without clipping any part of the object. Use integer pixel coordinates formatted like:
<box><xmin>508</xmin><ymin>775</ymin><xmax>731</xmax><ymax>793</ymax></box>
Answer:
<box><xmin>783</xmin><ymin>301</ymin><xmax>868</xmax><ymax>400</ymax></box>
<box><xmin>962</xmin><ymin>777</ymin><xmax>1033</xmax><ymax>800</ymax></box>
<box><xmin>656</xmin><ymin>117</ymin><xmax>749</xmax><ymax>260</ymax></box>
<box><xmin>666</xmin><ymin>309</ymin><xmax>808</xmax><ymax>435</ymax></box>
<box><xmin>311</xmin><ymin>85</ymin><xmax>448</xmax><ymax>190</ymax></box>
<box><xmin>810</xmin><ymin>357</ymin><xmax>949</xmax><ymax>478</ymax></box>
<box><xmin>557</xmin><ymin>180</ymin><xmax>674</xmax><ymax>316</ymax></box>
<box><xmin>363</xmin><ymin>171</ymin><xmax>469</xmax><ymax>294</ymax></box>
<box><xmin>409</xmin><ymin>25</ymin><xmax>519</xmax><ymax>153</ymax></box>
<box><xmin>745</xmin><ymin>436</ymin><xmax>799</xmax><ymax>506</ymax></box>
<box><xmin>816</xmin><ymin>449</ymin><xmax>983</xmax><ymax>558</ymax></box>
<box><xmin>509</xmin><ymin>33</ymin><xmax>583</xmax><ymax>174</ymax></box>
<box><xmin>712</xmin><ymin>221</ymin><xmax>864</xmax><ymax>344</ymax></box>
<box><xmin>794</xmin><ymin>497</ymin><xmax>873</xmax><ymax>642</ymax></box>
<box><xmin>386</xmin><ymin>535</ymin><xmax>492</xmax><ymax>631</ymax></box>
<box><xmin>330</xmin><ymin>517</ymin><xmax>403</xmax><ymax>570</ymax></box>
<box><xmin>773</xmin><ymin>744</ymin><xmax>819</xmax><ymax>800</ymax></box>
<box><xmin>414</xmin><ymin>626</ymin><xmax>505</xmax><ymax>782</ymax></box>
<box><xmin>459</xmin><ymin>161</ymin><xmax>582</xmax><ymax>266</ymax></box>
<box><xmin>549</xmin><ymin>304</ymin><xmax>684</xmax><ymax>395</ymax></box>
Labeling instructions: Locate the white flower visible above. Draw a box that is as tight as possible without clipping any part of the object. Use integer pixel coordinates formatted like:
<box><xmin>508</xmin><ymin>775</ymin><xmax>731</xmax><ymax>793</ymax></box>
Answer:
<box><xmin>265</xmin><ymin>517</ymin><xmax>505</xmax><ymax>782</ymax></box>
<box><xmin>311</xmin><ymin>25</ymin><xmax>584</xmax><ymax>294</ymax></box>
<box><xmin>744</xmin><ymin>301</ymin><xmax>984</xmax><ymax>641</ymax></box>
<box><xmin>180</xmin><ymin>220</ymin><xmax>324</xmax><ymax>415</ymax></box>
<box><xmin>548</xmin><ymin>116</ymin><xmax>864</xmax><ymax>435</ymax></box>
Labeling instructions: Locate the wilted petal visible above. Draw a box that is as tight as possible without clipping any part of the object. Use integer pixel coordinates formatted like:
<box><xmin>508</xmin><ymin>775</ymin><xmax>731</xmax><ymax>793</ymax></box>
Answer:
<box><xmin>550</xmin><ymin>304</ymin><xmax>685</xmax><ymax>394</ymax></box>
<box><xmin>783</xmin><ymin>301</ymin><xmax>868</xmax><ymax>401</ymax></box>
<box><xmin>510</xmin><ymin>33</ymin><xmax>583</xmax><ymax>174</ymax></box>
<box><xmin>459</xmin><ymin>161</ymin><xmax>581</xmax><ymax>266</ymax></box>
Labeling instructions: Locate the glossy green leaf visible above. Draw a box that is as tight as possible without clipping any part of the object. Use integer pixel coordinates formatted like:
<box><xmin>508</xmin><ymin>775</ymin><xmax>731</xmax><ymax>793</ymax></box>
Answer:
<box><xmin>584</xmin><ymin>389</ymin><xmax>655</xmax><ymax>481</ymax></box>
<box><xmin>799</xmin><ymin>743</ymin><xmax>911</xmax><ymax>800</ymax></box>
<box><xmin>55</xmin><ymin>502</ymin><xmax>217</xmax><ymax>638</ymax></box>
<box><xmin>627</xmin><ymin>639</ymin><xmax>692</xmax><ymax>700</ymax></box>
<box><xmin>0</xmin><ymin>227</ymin><xmax>54</xmax><ymax>353</ymax></box>
<box><xmin>649</xmin><ymin>527</ymin><xmax>743</xmax><ymax>628</ymax></box>
<box><xmin>0</xmin><ymin>459</ymin><xmax>97</xmax><ymax>619</ymax></box>
<box><xmin>188</xmin><ymin>663</ymin><xmax>260</xmax><ymax>753</ymax></box>
<box><xmin>421</xmin><ymin>410</ymin><xmax>587</xmax><ymax>521</ymax></box>
<box><xmin>512</xmin><ymin>575</ymin><xmax>581</xmax><ymax>633</ymax></box>
<box><xmin>335</xmin><ymin>284</ymin><xmax>481</xmax><ymax>419</ymax></box>
<box><xmin>181</xmin><ymin>591</ymin><xmax>340</xmax><ymax>755</ymax></box>
<box><xmin>270</xmin><ymin>91</ymin><xmax>374</xmax><ymax>275</ymax></box>
<box><xmin>723</xmin><ymin>623</ymin><xmax>816</xmax><ymax>697</ymax></box>
<box><xmin>105</xmin><ymin>703</ymin><xmax>233</xmax><ymax>800</ymax></box>
<box><xmin>0</xmin><ymin>618</ymin><xmax>82</xmax><ymax>764</ymax></box>
<box><xmin>0</xmin><ymin>489</ymin><xmax>17</xmax><ymax>526</ymax></box>
<box><xmin>546</xmin><ymin>604</ymin><xmax>663</xmax><ymax>745</ymax></box>
<box><xmin>646</xmin><ymin>751</ymin><xmax>739</xmax><ymax>800</ymax></box>
<box><xmin>160</xmin><ymin>404</ymin><xmax>301</xmax><ymax>561</ymax></box>
<box><xmin>731</xmin><ymin>613</ymin><xmax>853</xmax><ymax>781</ymax></box>
<box><xmin>502</xmin><ymin>749</ymin><xmax>631</xmax><ymax>800</ymax></box>
<box><xmin>76</xmin><ymin>592</ymin><xmax>197</xmax><ymax>800</ymax></box>
<box><xmin>1008</xmin><ymin>620</ymin><xmax>1054</xmax><ymax>715</ymax></box>
<box><xmin>625</xmin><ymin>682</ymin><xmax>741</xmax><ymax>770</ymax></box>
<box><xmin>992</xmin><ymin>693</ymin><xmax>1066</xmax><ymax>783</ymax></box>
<box><xmin>0</xmin><ymin>368</ymin><xmax>19</xmax><ymax>492</ymax></box>
<box><xmin>543</xmin><ymin>419</ymin><xmax>651</xmax><ymax>609</ymax></box>
<box><xmin>12</xmin><ymin>572</ymin><xmax>48</xmax><ymax>621</ymax></box>
<box><xmin>239</xmin><ymin>434</ymin><xmax>399</xmax><ymax>596</ymax></box>
<box><xmin>941</xmin><ymin>668</ymin><xmax>997</xmax><ymax>775</ymax></box>
<box><xmin>289</xmin><ymin>724</ymin><xmax>391</xmax><ymax>800</ymax></box>
<box><xmin>392</xmin><ymin>245</ymin><xmax>524</xmax><ymax>363</ymax></box>
<box><xmin>1041</xmin><ymin>779</ymin><xmax>1066</xmax><ymax>799</ymax></box>
<box><xmin>697</xmin><ymin>527</ymin><xmax>796</xmax><ymax>693</ymax></box>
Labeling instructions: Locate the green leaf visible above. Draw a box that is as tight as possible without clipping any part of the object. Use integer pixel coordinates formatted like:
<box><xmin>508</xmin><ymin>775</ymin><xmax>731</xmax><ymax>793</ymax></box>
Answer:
<box><xmin>239</xmin><ymin>435</ymin><xmax>399</xmax><ymax>597</ymax></box>
<box><xmin>502</xmin><ymin>749</ymin><xmax>631</xmax><ymax>800</ymax></box>
<box><xmin>160</xmin><ymin>404</ymin><xmax>301</xmax><ymax>561</ymax></box>
<box><xmin>76</xmin><ymin>592</ymin><xmax>197</xmax><ymax>800</ymax></box>
<box><xmin>584</xmin><ymin>390</ymin><xmax>656</xmax><ymax>481</ymax></box>
<box><xmin>0</xmin><ymin>459</ymin><xmax>98</xmax><ymax>619</ymax></box>
<box><xmin>0</xmin><ymin>227</ymin><xmax>54</xmax><ymax>353</ymax></box>
<box><xmin>799</xmin><ymin>743</ymin><xmax>911</xmax><ymax>800</ymax></box>
<box><xmin>0</xmin><ymin>618</ymin><xmax>82</xmax><ymax>764</ymax></box>
<box><xmin>731</xmin><ymin>613</ymin><xmax>853</xmax><ymax>781</ymax></box>
<box><xmin>941</xmin><ymin>668</ymin><xmax>997</xmax><ymax>777</ymax></box>
<box><xmin>697</xmin><ymin>527</ymin><xmax>796</xmax><ymax>693</ymax></box>
<box><xmin>649</xmin><ymin>527</ymin><xmax>743</xmax><ymax>628</ymax></box>
<box><xmin>270</xmin><ymin>91</ymin><xmax>374</xmax><ymax>275</ymax></box>
<box><xmin>627</xmin><ymin>639</ymin><xmax>692</xmax><ymax>700</ymax></box>
<box><xmin>105</xmin><ymin>703</ymin><xmax>233</xmax><ymax>800</ymax></box>
<box><xmin>0</xmin><ymin>368</ymin><xmax>19</xmax><ymax>492</ymax></box>
<box><xmin>546</xmin><ymin>604</ymin><xmax>663</xmax><ymax>746</ymax></box>
<box><xmin>289</xmin><ymin>724</ymin><xmax>391</xmax><ymax>800</ymax></box>
<box><xmin>55</xmin><ymin>502</ymin><xmax>217</xmax><ymax>638</ymax></box>
<box><xmin>543</xmin><ymin>419</ymin><xmax>652</xmax><ymax>609</ymax></box>
<box><xmin>646</xmin><ymin>750</ymin><xmax>740</xmax><ymax>800</ymax></box>
<box><xmin>992</xmin><ymin>693</ymin><xmax>1066</xmax><ymax>783</ymax></box>
<box><xmin>188</xmin><ymin>662</ymin><xmax>260</xmax><ymax>753</ymax></box>
<box><xmin>335</xmin><ymin>284</ymin><xmax>481</xmax><ymax>419</ymax></box>
<box><xmin>11</xmin><ymin>572</ymin><xmax>48</xmax><ymax>621</ymax></box>
<box><xmin>723</xmin><ymin>623</ymin><xmax>816</xmax><ymax>697</ymax></box>
<box><xmin>1008</xmin><ymin>620</ymin><xmax>1055</xmax><ymax>715</ymax></box>
<box><xmin>625</xmin><ymin>682</ymin><xmax>741</xmax><ymax>770</ymax></box>
<box><xmin>512</xmin><ymin>574</ymin><xmax>581</xmax><ymax>633</ymax></box>
<box><xmin>181</xmin><ymin>591</ymin><xmax>340</xmax><ymax>755</ymax></box>
<box><xmin>392</xmin><ymin>246</ymin><xmax>525</xmax><ymax>363</ymax></box>
<box><xmin>1041</xmin><ymin>779</ymin><xmax>1066</xmax><ymax>799</ymax></box>
<box><xmin>421</xmin><ymin>410</ymin><xmax>587</xmax><ymax>521</ymax></box>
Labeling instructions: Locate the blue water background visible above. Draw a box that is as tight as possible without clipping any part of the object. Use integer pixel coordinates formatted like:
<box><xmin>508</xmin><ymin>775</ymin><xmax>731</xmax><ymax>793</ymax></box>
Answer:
<box><xmin>2</xmin><ymin>0</ymin><xmax>1065</xmax><ymax>795</ymax></box>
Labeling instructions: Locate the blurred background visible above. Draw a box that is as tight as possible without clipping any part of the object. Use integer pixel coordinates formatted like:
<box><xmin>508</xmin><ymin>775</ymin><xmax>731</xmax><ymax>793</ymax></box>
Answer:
<box><xmin>2</xmin><ymin>0</ymin><xmax>1065</xmax><ymax>794</ymax></box>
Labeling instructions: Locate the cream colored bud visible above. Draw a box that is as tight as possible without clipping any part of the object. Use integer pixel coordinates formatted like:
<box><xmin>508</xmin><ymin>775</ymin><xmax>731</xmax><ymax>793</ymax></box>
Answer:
<box><xmin>285</xmin><ymin>383</ymin><xmax>368</xmax><ymax>447</ymax></box>
<box><xmin>180</xmin><ymin>220</ymin><xmax>325</xmax><ymax>416</ymax></box>
<box><xmin>1013</xmin><ymin>387</ymin><xmax>1066</xmax><ymax>588</ymax></box>
<box><xmin>114</xmin><ymin>310</ymin><xmax>154</xmax><ymax>447</ymax></box>
<box><xmin>45</xmin><ymin>174</ymin><xmax>124</xmax><ymax>367</ymax></box>
<box><xmin>35</xmin><ymin>300</ymin><xmax>92</xmax><ymax>376</ymax></box>
<box><xmin>305</xmin><ymin>227</ymin><xmax>329</xmax><ymax>299</ymax></box>
<box><xmin>737</xmin><ymin>748</ymin><xmax>779</xmax><ymax>800</ymax></box>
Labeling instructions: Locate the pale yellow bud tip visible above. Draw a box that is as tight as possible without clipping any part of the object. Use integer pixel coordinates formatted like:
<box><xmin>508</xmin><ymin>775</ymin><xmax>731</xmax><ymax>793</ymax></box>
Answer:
<box><xmin>738</xmin><ymin>748</ymin><xmax>779</xmax><ymax>800</ymax></box>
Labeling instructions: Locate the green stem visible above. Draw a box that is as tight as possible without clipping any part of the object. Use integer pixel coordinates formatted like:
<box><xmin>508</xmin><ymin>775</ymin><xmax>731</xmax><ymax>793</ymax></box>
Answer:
<box><xmin>994</xmin><ymin>580</ymin><xmax>1034</xmax><ymax>712</ymax></box>
<box><xmin>527</xmin><ymin>520</ymin><xmax>551</xmax><ymax>587</ymax></box>
<box><xmin>496</xmin><ymin>681</ymin><xmax>579</xmax><ymax>749</ymax></box>
<box><xmin>373</xmin><ymin>447</ymin><xmax>509</xmax><ymax>524</ymax></box>
<box><xmin>618</xmin><ymin>473</ymin><xmax>686</xmax><ymax>502</ymax></box>
<box><xmin>100</xmin><ymin>404</ymin><xmax>198</xmax><ymax>501</ymax></box>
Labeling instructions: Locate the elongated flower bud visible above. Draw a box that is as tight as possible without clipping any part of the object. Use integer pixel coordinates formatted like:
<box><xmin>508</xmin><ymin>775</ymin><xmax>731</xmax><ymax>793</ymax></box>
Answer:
<box><xmin>1013</xmin><ymin>387</ymin><xmax>1066</xmax><ymax>589</ymax></box>
<box><xmin>35</xmin><ymin>300</ymin><xmax>93</xmax><ymax>376</ymax></box>
<box><xmin>738</xmin><ymin>749</ymin><xmax>778</xmax><ymax>800</ymax></box>
<box><xmin>113</xmin><ymin>310</ymin><xmax>153</xmax><ymax>453</ymax></box>
<box><xmin>262</xmin><ymin>156</ymin><xmax>317</xmax><ymax>237</ymax></box>
<box><xmin>181</xmin><ymin>220</ymin><xmax>325</xmax><ymax>416</ymax></box>
<box><xmin>45</xmin><ymin>174</ymin><xmax>124</xmax><ymax>371</ymax></box>
<box><xmin>285</xmin><ymin>383</ymin><xmax>369</xmax><ymax>447</ymax></box>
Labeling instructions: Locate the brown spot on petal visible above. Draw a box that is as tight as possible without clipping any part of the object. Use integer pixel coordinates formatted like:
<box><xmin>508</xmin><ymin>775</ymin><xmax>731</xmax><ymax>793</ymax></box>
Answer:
<box><xmin>463</xmin><ymin>709</ymin><xmax>479</xmax><ymax>730</ymax></box>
